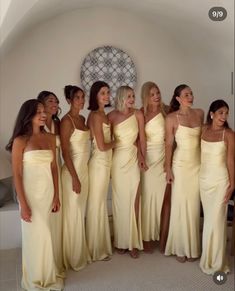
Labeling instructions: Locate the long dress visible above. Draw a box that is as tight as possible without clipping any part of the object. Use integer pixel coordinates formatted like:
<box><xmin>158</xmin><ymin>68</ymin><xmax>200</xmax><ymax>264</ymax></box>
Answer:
<box><xmin>199</xmin><ymin>132</ymin><xmax>230</xmax><ymax>274</ymax></box>
<box><xmin>61</xmin><ymin>117</ymin><xmax>91</xmax><ymax>271</ymax></box>
<box><xmin>165</xmin><ymin>124</ymin><xmax>201</xmax><ymax>258</ymax></box>
<box><xmin>45</xmin><ymin>122</ymin><xmax>64</xmax><ymax>275</ymax></box>
<box><xmin>21</xmin><ymin>150</ymin><xmax>63</xmax><ymax>291</ymax></box>
<box><xmin>86</xmin><ymin>123</ymin><xmax>112</xmax><ymax>261</ymax></box>
<box><xmin>111</xmin><ymin>114</ymin><xmax>143</xmax><ymax>250</ymax></box>
<box><xmin>141</xmin><ymin>113</ymin><xmax>166</xmax><ymax>241</ymax></box>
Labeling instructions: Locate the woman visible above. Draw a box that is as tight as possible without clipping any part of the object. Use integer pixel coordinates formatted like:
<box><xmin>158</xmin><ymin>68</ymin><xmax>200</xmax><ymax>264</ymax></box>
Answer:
<box><xmin>200</xmin><ymin>100</ymin><xmax>234</xmax><ymax>274</ymax></box>
<box><xmin>6</xmin><ymin>99</ymin><xmax>63</xmax><ymax>291</ymax></box>
<box><xmin>61</xmin><ymin>85</ymin><xmax>91</xmax><ymax>271</ymax></box>
<box><xmin>108</xmin><ymin>85</ymin><xmax>146</xmax><ymax>258</ymax></box>
<box><xmin>140</xmin><ymin>81</ymin><xmax>169</xmax><ymax>253</ymax></box>
<box><xmin>164</xmin><ymin>84</ymin><xmax>204</xmax><ymax>262</ymax></box>
<box><xmin>37</xmin><ymin>91</ymin><xmax>60</xmax><ymax>135</ymax></box>
<box><xmin>86</xmin><ymin>81</ymin><xmax>115</xmax><ymax>261</ymax></box>
<box><xmin>37</xmin><ymin>90</ymin><xmax>64</xmax><ymax>274</ymax></box>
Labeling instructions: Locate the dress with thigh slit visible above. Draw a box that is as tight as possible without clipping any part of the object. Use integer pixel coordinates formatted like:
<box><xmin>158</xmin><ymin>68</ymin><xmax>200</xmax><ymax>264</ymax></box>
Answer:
<box><xmin>141</xmin><ymin>113</ymin><xmax>166</xmax><ymax>241</ymax></box>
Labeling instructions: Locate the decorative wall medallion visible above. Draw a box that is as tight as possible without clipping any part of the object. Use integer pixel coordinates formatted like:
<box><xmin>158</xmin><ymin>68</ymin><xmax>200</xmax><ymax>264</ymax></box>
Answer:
<box><xmin>80</xmin><ymin>46</ymin><xmax>137</xmax><ymax>105</ymax></box>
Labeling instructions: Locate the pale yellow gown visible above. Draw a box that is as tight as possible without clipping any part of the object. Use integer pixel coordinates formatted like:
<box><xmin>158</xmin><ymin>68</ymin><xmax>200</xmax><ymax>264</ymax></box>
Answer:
<box><xmin>111</xmin><ymin>114</ymin><xmax>143</xmax><ymax>250</ymax></box>
<box><xmin>141</xmin><ymin>113</ymin><xmax>166</xmax><ymax>241</ymax></box>
<box><xmin>165</xmin><ymin>124</ymin><xmax>201</xmax><ymax>258</ymax></box>
<box><xmin>199</xmin><ymin>131</ymin><xmax>230</xmax><ymax>274</ymax></box>
<box><xmin>45</xmin><ymin>122</ymin><xmax>64</xmax><ymax>275</ymax></box>
<box><xmin>61</xmin><ymin>116</ymin><xmax>91</xmax><ymax>271</ymax></box>
<box><xmin>86</xmin><ymin>123</ymin><xmax>112</xmax><ymax>261</ymax></box>
<box><xmin>22</xmin><ymin>150</ymin><xmax>63</xmax><ymax>291</ymax></box>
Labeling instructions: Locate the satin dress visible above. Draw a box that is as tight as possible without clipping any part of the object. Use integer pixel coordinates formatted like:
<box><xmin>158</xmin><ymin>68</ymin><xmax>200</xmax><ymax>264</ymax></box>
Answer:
<box><xmin>141</xmin><ymin>113</ymin><xmax>166</xmax><ymax>241</ymax></box>
<box><xmin>45</xmin><ymin>122</ymin><xmax>64</xmax><ymax>275</ymax></box>
<box><xmin>165</xmin><ymin>124</ymin><xmax>201</xmax><ymax>258</ymax></box>
<box><xmin>61</xmin><ymin>116</ymin><xmax>91</xmax><ymax>271</ymax></box>
<box><xmin>199</xmin><ymin>132</ymin><xmax>230</xmax><ymax>274</ymax></box>
<box><xmin>111</xmin><ymin>114</ymin><xmax>143</xmax><ymax>251</ymax></box>
<box><xmin>86</xmin><ymin>123</ymin><xmax>112</xmax><ymax>261</ymax></box>
<box><xmin>21</xmin><ymin>150</ymin><xmax>63</xmax><ymax>291</ymax></box>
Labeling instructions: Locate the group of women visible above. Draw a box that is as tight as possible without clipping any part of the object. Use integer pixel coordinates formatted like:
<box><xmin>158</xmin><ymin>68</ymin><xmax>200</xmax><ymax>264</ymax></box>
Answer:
<box><xmin>6</xmin><ymin>81</ymin><xmax>234</xmax><ymax>291</ymax></box>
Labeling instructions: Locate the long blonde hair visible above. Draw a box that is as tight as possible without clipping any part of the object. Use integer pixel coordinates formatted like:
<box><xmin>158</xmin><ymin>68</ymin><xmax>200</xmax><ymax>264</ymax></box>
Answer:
<box><xmin>115</xmin><ymin>85</ymin><xmax>134</xmax><ymax>112</ymax></box>
<box><xmin>141</xmin><ymin>81</ymin><xmax>167</xmax><ymax>116</ymax></box>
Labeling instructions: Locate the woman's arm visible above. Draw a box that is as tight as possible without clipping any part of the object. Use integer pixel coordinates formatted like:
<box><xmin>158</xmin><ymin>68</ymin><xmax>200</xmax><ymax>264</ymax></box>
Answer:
<box><xmin>224</xmin><ymin>129</ymin><xmax>235</xmax><ymax>203</ymax></box>
<box><xmin>165</xmin><ymin>114</ymin><xmax>176</xmax><ymax>183</ymax></box>
<box><xmin>135</xmin><ymin>110</ymin><xmax>148</xmax><ymax>171</ymax></box>
<box><xmin>91</xmin><ymin>113</ymin><xmax>115</xmax><ymax>151</ymax></box>
<box><xmin>60</xmin><ymin>117</ymin><xmax>81</xmax><ymax>194</ymax></box>
<box><xmin>196</xmin><ymin>108</ymin><xmax>204</xmax><ymax>125</ymax></box>
<box><xmin>135</xmin><ymin>110</ymin><xmax>146</xmax><ymax>158</ymax></box>
<box><xmin>49</xmin><ymin>134</ymin><xmax>60</xmax><ymax>212</ymax></box>
<box><xmin>12</xmin><ymin>137</ymin><xmax>32</xmax><ymax>222</ymax></box>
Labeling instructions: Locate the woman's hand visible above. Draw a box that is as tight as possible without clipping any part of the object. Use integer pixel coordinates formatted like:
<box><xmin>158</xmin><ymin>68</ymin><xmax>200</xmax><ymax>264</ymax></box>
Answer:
<box><xmin>20</xmin><ymin>203</ymin><xmax>32</xmax><ymax>222</ymax></box>
<box><xmin>138</xmin><ymin>156</ymin><xmax>149</xmax><ymax>171</ymax></box>
<box><xmin>166</xmin><ymin>169</ymin><xmax>174</xmax><ymax>184</ymax></box>
<box><xmin>52</xmin><ymin>195</ymin><xmax>60</xmax><ymax>212</ymax></box>
<box><xmin>72</xmin><ymin>175</ymin><xmax>81</xmax><ymax>194</ymax></box>
<box><xmin>223</xmin><ymin>184</ymin><xmax>234</xmax><ymax>204</ymax></box>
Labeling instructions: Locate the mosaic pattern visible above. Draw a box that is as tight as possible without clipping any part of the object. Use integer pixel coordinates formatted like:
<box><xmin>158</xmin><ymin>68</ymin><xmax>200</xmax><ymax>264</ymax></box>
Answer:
<box><xmin>80</xmin><ymin>46</ymin><xmax>137</xmax><ymax>105</ymax></box>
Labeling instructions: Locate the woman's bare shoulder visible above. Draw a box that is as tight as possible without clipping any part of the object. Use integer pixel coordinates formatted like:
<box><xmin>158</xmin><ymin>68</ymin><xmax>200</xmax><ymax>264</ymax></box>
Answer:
<box><xmin>107</xmin><ymin>110</ymin><xmax>119</xmax><ymax>121</ymax></box>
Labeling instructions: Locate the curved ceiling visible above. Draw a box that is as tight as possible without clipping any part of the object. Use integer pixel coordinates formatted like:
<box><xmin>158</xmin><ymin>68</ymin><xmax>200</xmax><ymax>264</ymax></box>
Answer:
<box><xmin>0</xmin><ymin>0</ymin><xmax>234</xmax><ymax>57</ymax></box>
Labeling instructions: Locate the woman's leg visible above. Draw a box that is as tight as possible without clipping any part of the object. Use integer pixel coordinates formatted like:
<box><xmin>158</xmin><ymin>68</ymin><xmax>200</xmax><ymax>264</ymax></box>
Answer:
<box><xmin>159</xmin><ymin>184</ymin><xmax>171</xmax><ymax>253</ymax></box>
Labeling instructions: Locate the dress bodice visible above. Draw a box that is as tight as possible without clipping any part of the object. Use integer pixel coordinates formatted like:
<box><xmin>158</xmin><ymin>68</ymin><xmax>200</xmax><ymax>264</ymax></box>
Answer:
<box><xmin>93</xmin><ymin>123</ymin><xmax>111</xmax><ymax>148</ymax></box>
<box><xmin>69</xmin><ymin>129</ymin><xmax>90</xmax><ymax>158</ymax></box>
<box><xmin>145</xmin><ymin>113</ymin><xmax>165</xmax><ymax>146</ymax></box>
<box><xmin>23</xmin><ymin>150</ymin><xmax>53</xmax><ymax>164</ymax></box>
<box><xmin>174</xmin><ymin>125</ymin><xmax>201</xmax><ymax>163</ymax></box>
<box><xmin>113</xmin><ymin>114</ymin><xmax>138</xmax><ymax>149</ymax></box>
<box><xmin>201</xmin><ymin>140</ymin><xmax>227</xmax><ymax>167</ymax></box>
<box><xmin>91</xmin><ymin>123</ymin><xmax>112</xmax><ymax>162</ymax></box>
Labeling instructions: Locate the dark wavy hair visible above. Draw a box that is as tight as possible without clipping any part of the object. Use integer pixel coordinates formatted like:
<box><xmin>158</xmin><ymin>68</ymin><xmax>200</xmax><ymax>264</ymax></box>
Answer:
<box><xmin>169</xmin><ymin>84</ymin><xmax>189</xmax><ymax>113</ymax></box>
<box><xmin>37</xmin><ymin>90</ymin><xmax>61</xmax><ymax>122</ymax></box>
<box><xmin>206</xmin><ymin>99</ymin><xmax>230</xmax><ymax>128</ymax></box>
<box><xmin>64</xmin><ymin>85</ymin><xmax>84</xmax><ymax>102</ymax></box>
<box><xmin>6</xmin><ymin>99</ymin><xmax>44</xmax><ymax>152</ymax></box>
<box><xmin>88</xmin><ymin>81</ymin><xmax>110</xmax><ymax>111</ymax></box>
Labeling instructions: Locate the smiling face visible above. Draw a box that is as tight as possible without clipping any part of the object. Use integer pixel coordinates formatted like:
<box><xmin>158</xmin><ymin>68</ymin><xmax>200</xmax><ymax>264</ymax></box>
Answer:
<box><xmin>71</xmin><ymin>90</ymin><xmax>85</xmax><ymax>110</ymax></box>
<box><xmin>124</xmin><ymin>89</ymin><xmax>135</xmax><ymax>109</ymax></box>
<box><xmin>176</xmin><ymin>87</ymin><xmax>194</xmax><ymax>107</ymax></box>
<box><xmin>211</xmin><ymin>106</ymin><xmax>229</xmax><ymax>127</ymax></box>
<box><xmin>43</xmin><ymin>94</ymin><xmax>59</xmax><ymax>115</ymax></box>
<box><xmin>148</xmin><ymin>86</ymin><xmax>161</xmax><ymax>106</ymax></box>
<box><xmin>97</xmin><ymin>86</ymin><xmax>110</xmax><ymax>107</ymax></box>
<box><xmin>32</xmin><ymin>103</ymin><xmax>47</xmax><ymax>127</ymax></box>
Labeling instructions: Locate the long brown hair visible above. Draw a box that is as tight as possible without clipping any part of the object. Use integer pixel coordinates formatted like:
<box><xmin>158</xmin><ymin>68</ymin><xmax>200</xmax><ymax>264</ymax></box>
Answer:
<box><xmin>6</xmin><ymin>99</ymin><xmax>44</xmax><ymax>152</ymax></box>
<box><xmin>169</xmin><ymin>84</ymin><xmax>189</xmax><ymax>113</ymax></box>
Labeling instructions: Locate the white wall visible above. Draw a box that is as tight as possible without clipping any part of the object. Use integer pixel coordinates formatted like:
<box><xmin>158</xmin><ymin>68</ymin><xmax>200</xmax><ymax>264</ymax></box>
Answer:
<box><xmin>0</xmin><ymin>6</ymin><xmax>234</xmax><ymax>177</ymax></box>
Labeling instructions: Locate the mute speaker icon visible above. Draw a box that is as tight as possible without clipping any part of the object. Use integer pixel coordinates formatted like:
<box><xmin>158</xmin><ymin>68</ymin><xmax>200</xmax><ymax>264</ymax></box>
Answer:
<box><xmin>213</xmin><ymin>271</ymin><xmax>227</xmax><ymax>285</ymax></box>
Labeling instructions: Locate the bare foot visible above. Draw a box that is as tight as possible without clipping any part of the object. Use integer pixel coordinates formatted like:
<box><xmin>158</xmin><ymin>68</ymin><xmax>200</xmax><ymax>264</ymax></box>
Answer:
<box><xmin>187</xmin><ymin>257</ymin><xmax>197</xmax><ymax>262</ymax></box>
<box><xmin>116</xmin><ymin>248</ymin><xmax>127</xmax><ymax>254</ymax></box>
<box><xmin>130</xmin><ymin>248</ymin><xmax>139</xmax><ymax>259</ymax></box>
<box><xmin>176</xmin><ymin>256</ymin><xmax>186</xmax><ymax>263</ymax></box>
<box><xmin>101</xmin><ymin>256</ymin><xmax>111</xmax><ymax>261</ymax></box>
